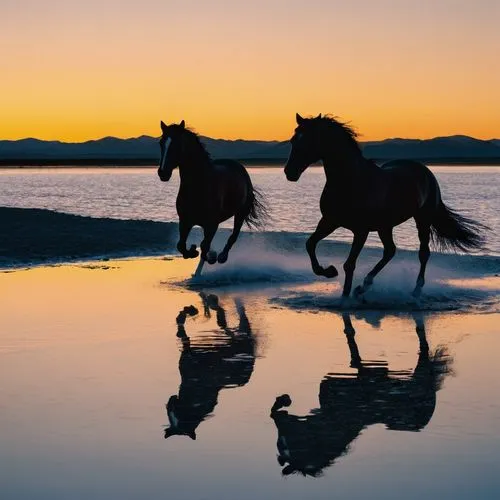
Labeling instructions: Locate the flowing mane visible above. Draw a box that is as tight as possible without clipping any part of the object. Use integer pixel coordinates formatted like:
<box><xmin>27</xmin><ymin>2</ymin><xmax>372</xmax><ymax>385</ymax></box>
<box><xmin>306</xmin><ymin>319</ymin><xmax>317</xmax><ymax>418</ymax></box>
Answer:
<box><xmin>183</xmin><ymin>126</ymin><xmax>212</xmax><ymax>161</ymax></box>
<box><xmin>317</xmin><ymin>115</ymin><xmax>361</xmax><ymax>153</ymax></box>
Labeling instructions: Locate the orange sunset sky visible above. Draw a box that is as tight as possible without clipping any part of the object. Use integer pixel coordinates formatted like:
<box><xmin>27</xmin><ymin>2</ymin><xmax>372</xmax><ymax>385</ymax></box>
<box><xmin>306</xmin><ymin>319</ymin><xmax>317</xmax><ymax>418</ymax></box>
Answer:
<box><xmin>1</xmin><ymin>0</ymin><xmax>499</xmax><ymax>142</ymax></box>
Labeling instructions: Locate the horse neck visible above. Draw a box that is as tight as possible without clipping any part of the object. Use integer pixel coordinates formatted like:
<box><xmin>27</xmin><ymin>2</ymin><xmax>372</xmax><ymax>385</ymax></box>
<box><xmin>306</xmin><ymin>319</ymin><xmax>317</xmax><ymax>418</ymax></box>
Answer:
<box><xmin>178</xmin><ymin>140</ymin><xmax>212</xmax><ymax>186</ymax></box>
<box><xmin>318</xmin><ymin>130</ymin><xmax>370</xmax><ymax>185</ymax></box>
<box><xmin>321</xmin><ymin>149</ymin><xmax>367</xmax><ymax>186</ymax></box>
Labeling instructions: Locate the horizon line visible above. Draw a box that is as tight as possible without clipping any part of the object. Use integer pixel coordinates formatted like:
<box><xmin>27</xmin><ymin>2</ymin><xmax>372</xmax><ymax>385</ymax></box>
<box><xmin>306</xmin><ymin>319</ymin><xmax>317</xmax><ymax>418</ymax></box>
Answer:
<box><xmin>1</xmin><ymin>133</ymin><xmax>499</xmax><ymax>145</ymax></box>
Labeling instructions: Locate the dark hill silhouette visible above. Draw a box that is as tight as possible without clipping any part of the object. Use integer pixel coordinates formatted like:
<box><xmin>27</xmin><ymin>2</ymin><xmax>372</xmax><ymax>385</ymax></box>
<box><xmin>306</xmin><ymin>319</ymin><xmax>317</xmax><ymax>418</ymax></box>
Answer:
<box><xmin>1</xmin><ymin>134</ymin><xmax>499</xmax><ymax>165</ymax></box>
<box><xmin>362</xmin><ymin>135</ymin><xmax>500</xmax><ymax>160</ymax></box>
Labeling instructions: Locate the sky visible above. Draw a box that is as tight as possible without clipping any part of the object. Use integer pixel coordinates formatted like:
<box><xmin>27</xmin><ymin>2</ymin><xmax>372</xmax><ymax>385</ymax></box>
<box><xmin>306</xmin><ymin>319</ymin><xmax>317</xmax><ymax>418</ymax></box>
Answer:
<box><xmin>1</xmin><ymin>0</ymin><xmax>499</xmax><ymax>142</ymax></box>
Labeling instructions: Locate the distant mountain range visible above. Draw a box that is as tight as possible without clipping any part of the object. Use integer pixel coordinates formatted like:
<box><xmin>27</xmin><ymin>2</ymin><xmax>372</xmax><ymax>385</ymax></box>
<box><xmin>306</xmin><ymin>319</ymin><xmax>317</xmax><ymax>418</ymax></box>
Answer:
<box><xmin>1</xmin><ymin>134</ymin><xmax>499</xmax><ymax>165</ymax></box>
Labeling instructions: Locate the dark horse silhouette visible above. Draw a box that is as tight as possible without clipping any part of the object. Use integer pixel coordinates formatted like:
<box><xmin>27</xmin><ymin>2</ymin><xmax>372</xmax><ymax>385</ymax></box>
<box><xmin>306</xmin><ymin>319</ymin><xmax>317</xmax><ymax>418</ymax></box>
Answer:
<box><xmin>158</xmin><ymin>120</ymin><xmax>267</xmax><ymax>276</ymax></box>
<box><xmin>164</xmin><ymin>292</ymin><xmax>256</xmax><ymax>440</ymax></box>
<box><xmin>284</xmin><ymin>114</ymin><xmax>487</xmax><ymax>300</ymax></box>
<box><xmin>270</xmin><ymin>312</ymin><xmax>452</xmax><ymax>477</ymax></box>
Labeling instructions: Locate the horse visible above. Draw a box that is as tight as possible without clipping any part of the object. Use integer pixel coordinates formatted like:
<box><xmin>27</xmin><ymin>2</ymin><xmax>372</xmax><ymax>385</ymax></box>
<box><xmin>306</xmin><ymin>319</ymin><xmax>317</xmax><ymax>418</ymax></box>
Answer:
<box><xmin>164</xmin><ymin>292</ymin><xmax>256</xmax><ymax>440</ymax></box>
<box><xmin>270</xmin><ymin>312</ymin><xmax>452</xmax><ymax>476</ymax></box>
<box><xmin>284</xmin><ymin>113</ymin><xmax>487</xmax><ymax>301</ymax></box>
<box><xmin>158</xmin><ymin>120</ymin><xmax>268</xmax><ymax>276</ymax></box>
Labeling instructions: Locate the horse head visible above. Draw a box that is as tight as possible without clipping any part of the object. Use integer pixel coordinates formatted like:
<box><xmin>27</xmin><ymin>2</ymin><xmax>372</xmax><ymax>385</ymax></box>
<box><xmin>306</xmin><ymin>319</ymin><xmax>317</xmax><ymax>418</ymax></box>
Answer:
<box><xmin>164</xmin><ymin>395</ymin><xmax>197</xmax><ymax>440</ymax></box>
<box><xmin>158</xmin><ymin>119</ymin><xmax>185</xmax><ymax>182</ymax></box>
<box><xmin>284</xmin><ymin>113</ymin><xmax>322</xmax><ymax>182</ymax></box>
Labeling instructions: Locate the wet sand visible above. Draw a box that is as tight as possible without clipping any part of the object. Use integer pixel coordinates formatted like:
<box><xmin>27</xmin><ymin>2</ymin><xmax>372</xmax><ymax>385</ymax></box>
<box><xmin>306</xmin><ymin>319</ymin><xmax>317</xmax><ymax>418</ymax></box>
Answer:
<box><xmin>1</xmin><ymin>258</ymin><xmax>499</xmax><ymax>500</ymax></box>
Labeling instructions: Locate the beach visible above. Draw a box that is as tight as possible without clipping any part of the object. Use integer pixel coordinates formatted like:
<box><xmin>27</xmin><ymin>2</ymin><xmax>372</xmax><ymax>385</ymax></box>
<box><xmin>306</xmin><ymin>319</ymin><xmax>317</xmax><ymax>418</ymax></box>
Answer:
<box><xmin>1</xmin><ymin>253</ymin><xmax>499</xmax><ymax>499</ymax></box>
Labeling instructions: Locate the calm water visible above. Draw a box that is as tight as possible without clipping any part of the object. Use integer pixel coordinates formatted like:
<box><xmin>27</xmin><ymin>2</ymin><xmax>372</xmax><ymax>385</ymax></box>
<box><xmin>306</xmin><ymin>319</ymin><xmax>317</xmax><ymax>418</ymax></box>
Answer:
<box><xmin>2</xmin><ymin>166</ymin><xmax>500</xmax><ymax>497</ymax></box>
<box><xmin>1</xmin><ymin>166</ymin><xmax>499</xmax><ymax>255</ymax></box>
<box><xmin>0</xmin><ymin>260</ymin><xmax>499</xmax><ymax>500</ymax></box>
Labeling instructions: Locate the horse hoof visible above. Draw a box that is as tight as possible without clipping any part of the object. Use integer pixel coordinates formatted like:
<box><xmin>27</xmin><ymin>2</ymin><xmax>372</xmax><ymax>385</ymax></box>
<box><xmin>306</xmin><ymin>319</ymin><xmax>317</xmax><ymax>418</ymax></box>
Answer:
<box><xmin>185</xmin><ymin>305</ymin><xmax>198</xmax><ymax>316</ymax></box>
<box><xmin>353</xmin><ymin>285</ymin><xmax>365</xmax><ymax>298</ymax></box>
<box><xmin>206</xmin><ymin>251</ymin><xmax>217</xmax><ymax>265</ymax></box>
<box><xmin>276</xmin><ymin>394</ymin><xmax>292</xmax><ymax>407</ymax></box>
<box><xmin>217</xmin><ymin>252</ymin><xmax>228</xmax><ymax>264</ymax></box>
<box><xmin>322</xmin><ymin>265</ymin><xmax>339</xmax><ymax>279</ymax></box>
<box><xmin>184</xmin><ymin>245</ymin><xmax>199</xmax><ymax>259</ymax></box>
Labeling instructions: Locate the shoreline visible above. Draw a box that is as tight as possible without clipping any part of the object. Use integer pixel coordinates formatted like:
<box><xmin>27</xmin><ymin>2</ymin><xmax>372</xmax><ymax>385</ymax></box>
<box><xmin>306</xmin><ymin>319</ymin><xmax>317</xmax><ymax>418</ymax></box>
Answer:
<box><xmin>2</xmin><ymin>207</ymin><xmax>499</xmax><ymax>273</ymax></box>
<box><xmin>2</xmin><ymin>157</ymin><xmax>500</xmax><ymax>167</ymax></box>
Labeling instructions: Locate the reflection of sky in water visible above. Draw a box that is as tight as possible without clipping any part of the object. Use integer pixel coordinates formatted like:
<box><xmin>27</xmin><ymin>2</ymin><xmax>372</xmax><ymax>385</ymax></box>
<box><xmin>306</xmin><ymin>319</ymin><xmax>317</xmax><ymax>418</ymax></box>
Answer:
<box><xmin>0</xmin><ymin>260</ymin><xmax>499</xmax><ymax>499</ymax></box>
<box><xmin>1</xmin><ymin>166</ymin><xmax>499</xmax><ymax>255</ymax></box>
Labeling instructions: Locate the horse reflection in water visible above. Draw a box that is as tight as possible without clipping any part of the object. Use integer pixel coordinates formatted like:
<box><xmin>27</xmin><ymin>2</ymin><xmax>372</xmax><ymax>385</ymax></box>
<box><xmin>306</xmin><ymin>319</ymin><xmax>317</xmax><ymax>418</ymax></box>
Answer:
<box><xmin>271</xmin><ymin>312</ymin><xmax>452</xmax><ymax>476</ymax></box>
<box><xmin>164</xmin><ymin>292</ymin><xmax>255</xmax><ymax>440</ymax></box>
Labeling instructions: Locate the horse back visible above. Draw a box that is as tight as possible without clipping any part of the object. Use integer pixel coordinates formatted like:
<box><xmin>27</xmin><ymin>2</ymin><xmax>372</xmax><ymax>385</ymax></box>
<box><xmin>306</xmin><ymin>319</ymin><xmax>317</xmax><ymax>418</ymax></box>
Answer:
<box><xmin>177</xmin><ymin>159</ymin><xmax>252</xmax><ymax>225</ymax></box>
<box><xmin>380</xmin><ymin>159</ymin><xmax>441</xmax><ymax>210</ymax></box>
<box><xmin>320</xmin><ymin>159</ymin><xmax>441</xmax><ymax>229</ymax></box>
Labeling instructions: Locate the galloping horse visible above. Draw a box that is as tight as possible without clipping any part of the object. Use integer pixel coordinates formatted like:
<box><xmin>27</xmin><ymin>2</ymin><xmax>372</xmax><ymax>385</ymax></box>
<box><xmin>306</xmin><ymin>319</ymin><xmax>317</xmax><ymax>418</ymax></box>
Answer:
<box><xmin>158</xmin><ymin>120</ymin><xmax>267</xmax><ymax>276</ymax></box>
<box><xmin>285</xmin><ymin>114</ymin><xmax>487</xmax><ymax>300</ymax></box>
<box><xmin>270</xmin><ymin>312</ymin><xmax>452</xmax><ymax>476</ymax></box>
<box><xmin>164</xmin><ymin>293</ymin><xmax>255</xmax><ymax>440</ymax></box>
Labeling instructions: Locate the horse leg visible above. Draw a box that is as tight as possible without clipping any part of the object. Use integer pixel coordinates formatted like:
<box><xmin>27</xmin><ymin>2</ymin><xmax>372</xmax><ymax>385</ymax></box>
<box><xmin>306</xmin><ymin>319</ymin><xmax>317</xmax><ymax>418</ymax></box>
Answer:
<box><xmin>354</xmin><ymin>228</ymin><xmax>396</xmax><ymax>297</ymax></box>
<box><xmin>176</xmin><ymin>305</ymin><xmax>199</xmax><ymax>334</ymax></box>
<box><xmin>177</xmin><ymin>220</ymin><xmax>199</xmax><ymax>259</ymax></box>
<box><xmin>193</xmin><ymin>258</ymin><xmax>205</xmax><ymax>277</ymax></box>
<box><xmin>342</xmin><ymin>313</ymin><xmax>362</xmax><ymax>368</ymax></box>
<box><xmin>203</xmin><ymin>293</ymin><xmax>229</xmax><ymax>331</ymax></box>
<box><xmin>412</xmin><ymin>312</ymin><xmax>432</xmax><ymax>379</ymax></box>
<box><xmin>217</xmin><ymin>213</ymin><xmax>245</xmax><ymax>264</ymax></box>
<box><xmin>194</xmin><ymin>223</ymin><xmax>219</xmax><ymax>277</ymax></box>
<box><xmin>271</xmin><ymin>394</ymin><xmax>292</xmax><ymax>415</ymax></box>
<box><xmin>235</xmin><ymin>298</ymin><xmax>252</xmax><ymax>334</ymax></box>
<box><xmin>175</xmin><ymin>304</ymin><xmax>199</xmax><ymax>354</ymax></box>
<box><xmin>413</xmin><ymin>311</ymin><xmax>429</xmax><ymax>353</ymax></box>
<box><xmin>412</xmin><ymin>219</ymin><xmax>431</xmax><ymax>298</ymax></box>
<box><xmin>342</xmin><ymin>231</ymin><xmax>368</xmax><ymax>299</ymax></box>
<box><xmin>306</xmin><ymin>217</ymin><xmax>339</xmax><ymax>278</ymax></box>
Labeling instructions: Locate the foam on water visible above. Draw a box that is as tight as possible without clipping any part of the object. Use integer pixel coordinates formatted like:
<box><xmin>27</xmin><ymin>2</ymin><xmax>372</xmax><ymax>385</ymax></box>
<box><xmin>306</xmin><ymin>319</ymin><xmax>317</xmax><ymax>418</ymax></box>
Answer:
<box><xmin>271</xmin><ymin>280</ymin><xmax>499</xmax><ymax>313</ymax></box>
<box><xmin>170</xmin><ymin>238</ymin><xmax>500</xmax><ymax>313</ymax></box>
<box><xmin>176</xmin><ymin>241</ymin><xmax>314</xmax><ymax>289</ymax></box>
<box><xmin>2</xmin><ymin>206</ymin><xmax>499</xmax><ymax>312</ymax></box>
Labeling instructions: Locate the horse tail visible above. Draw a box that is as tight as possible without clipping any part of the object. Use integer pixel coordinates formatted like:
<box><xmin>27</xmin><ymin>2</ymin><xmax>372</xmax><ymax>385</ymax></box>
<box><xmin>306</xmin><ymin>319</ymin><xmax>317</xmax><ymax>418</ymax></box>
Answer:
<box><xmin>430</xmin><ymin>202</ymin><xmax>487</xmax><ymax>252</ymax></box>
<box><xmin>244</xmin><ymin>185</ymin><xmax>270</xmax><ymax>230</ymax></box>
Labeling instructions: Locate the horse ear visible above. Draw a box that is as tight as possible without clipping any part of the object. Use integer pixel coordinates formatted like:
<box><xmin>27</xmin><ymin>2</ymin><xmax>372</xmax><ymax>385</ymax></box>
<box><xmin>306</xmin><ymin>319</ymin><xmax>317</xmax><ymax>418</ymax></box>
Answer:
<box><xmin>160</xmin><ymin>120</ymin><xmax>167</xmax><ymax>132</ymax></box>
<box><xmin>179</xmin><ymin>120</ymin><xmax>185</xmax><ymax>129</ymax></box>
<box><xmin>296</xmin><ymin>113</ymin><xmax>304</xmax><ymax>125</ymax></box>
<box><xmin>316</xmin><ymin>113</ymin><xmax>322</xmax><ymax>119</ymax></box>
<box><xmin>188</xmin><ymin>430</ymin><xmax>196</xmax><ymax>440</ymax></box>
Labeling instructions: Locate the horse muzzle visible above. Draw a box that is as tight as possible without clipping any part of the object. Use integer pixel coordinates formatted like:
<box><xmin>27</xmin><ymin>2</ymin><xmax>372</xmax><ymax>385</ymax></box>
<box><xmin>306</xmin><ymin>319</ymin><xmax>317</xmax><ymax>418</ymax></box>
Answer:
<box><xmin>284</xmin><ymin>161</ymin><xmax>305</xmax><ymax>182</ymax></box>
<box><xmin>157</xmin><ymin>169</ymin><xmax>172</xmax><ymax>182</ymax></box>
<box><xmin>285</xmin><ymin>169</ymin><xmax>301</xmax><ymax>182</ymax></box>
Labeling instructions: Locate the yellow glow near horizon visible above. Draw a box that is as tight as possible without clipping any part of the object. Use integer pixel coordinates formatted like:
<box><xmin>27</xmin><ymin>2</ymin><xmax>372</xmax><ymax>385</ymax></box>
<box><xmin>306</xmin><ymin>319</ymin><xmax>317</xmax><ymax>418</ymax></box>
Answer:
<box><xmin>1</xmin><ymin>0</ymin><xmax>499</xmax><ymax>142</ymax></box>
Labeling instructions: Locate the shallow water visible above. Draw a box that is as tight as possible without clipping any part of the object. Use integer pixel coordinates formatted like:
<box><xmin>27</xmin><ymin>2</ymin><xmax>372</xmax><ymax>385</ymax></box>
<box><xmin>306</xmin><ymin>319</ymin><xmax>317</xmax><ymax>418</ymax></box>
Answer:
<box><xmin>1</xmin><ymin>259</ymin><xmax>499</xmax><ymax>500</ymax></box>
<box><xmin>1</xmin><ymin>166</ymin><xmax>499</xmax><ymax>255</ymax></box>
